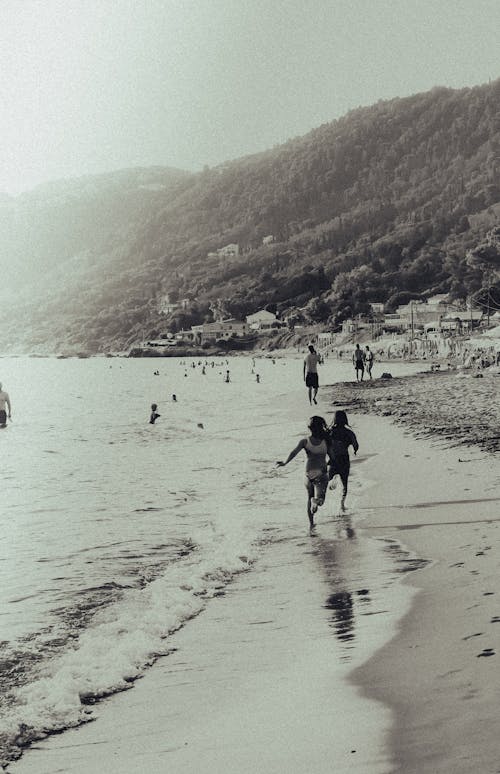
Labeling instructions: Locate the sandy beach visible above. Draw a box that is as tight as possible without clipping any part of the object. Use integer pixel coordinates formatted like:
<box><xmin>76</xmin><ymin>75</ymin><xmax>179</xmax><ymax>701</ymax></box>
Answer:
<box><xmin>330</xmin><ymin>366</ymin><xmax>500</xmax><ymax>453</ymax></box>
<box><xmin>6</xmin><ymin>366</ymin><xmax>500</xmax><ymax>774</ymax></box>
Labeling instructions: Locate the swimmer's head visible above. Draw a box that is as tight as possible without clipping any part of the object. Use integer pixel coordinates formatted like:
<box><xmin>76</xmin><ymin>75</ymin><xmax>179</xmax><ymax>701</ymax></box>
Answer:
<box><xmin>308</xmin><ymin>415</ymin><xmax>327</xmax><ymax>437</ymax></box>
<box><xmin>172</xmin><ymin>394</ymin><xmax>177</xmax><ymax>401</ymax></box>
<box><xmin>151</xmin><ymin>403</ymin><xmax>157</xmax><ymax>411</ymax></box>
<box><xmin>333</xmin><ymin>410</ymin><xmax>348</xmax><ymax>427</ymax></box>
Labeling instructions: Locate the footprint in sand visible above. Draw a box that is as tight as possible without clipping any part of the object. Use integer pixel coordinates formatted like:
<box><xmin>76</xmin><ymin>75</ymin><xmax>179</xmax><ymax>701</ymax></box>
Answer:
<box><xmin>463</xmin><ymin>632</ymin><xmax>484</xmax><ymax>641</ymax></box>
<box><xmin>490</xmin><ymin>616</ymin><xmax>500</xmax><ymax>623</ymax></box>
<box><xmin>477</xmin><ymin>648</ymin><xmax>495</xmax><ymax>657</ymax></box>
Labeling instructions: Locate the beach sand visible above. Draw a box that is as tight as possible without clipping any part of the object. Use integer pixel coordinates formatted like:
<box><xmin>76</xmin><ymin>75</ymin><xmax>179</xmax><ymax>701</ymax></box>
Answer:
<box><xmin>8</xmin><ymin>373</ymin><xmax>500</xmax><ymax>774</ymax></box>
<box><xmin>8</xmin><ymin>501</ymin><xmax>405</xmax><ymax>774</ymax></box>
<box><xmin>351</xmin><ymin>415</ymin><xmax>500</xmax><ymax>773</ymax></box>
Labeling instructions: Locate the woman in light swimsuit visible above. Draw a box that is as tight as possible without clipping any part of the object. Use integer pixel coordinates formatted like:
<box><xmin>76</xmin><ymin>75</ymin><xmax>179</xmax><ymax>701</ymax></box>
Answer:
<box><xmin>276</xmin><ymin>415</ymin><xmax>332</xmax><ymax>529</ymax></box>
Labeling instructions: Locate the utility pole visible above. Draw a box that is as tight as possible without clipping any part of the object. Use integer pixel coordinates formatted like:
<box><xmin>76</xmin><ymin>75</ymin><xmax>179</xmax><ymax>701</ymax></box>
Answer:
<box><xmin>486</xmin><ymin>270</ymin><xmax>491</xmax><ymax>327</ymax></box>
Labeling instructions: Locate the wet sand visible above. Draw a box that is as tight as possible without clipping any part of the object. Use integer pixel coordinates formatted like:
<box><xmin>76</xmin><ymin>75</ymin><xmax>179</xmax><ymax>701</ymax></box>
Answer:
<box><xmin>8</xmin><ymin>510</ymin><xmax>412</xmax><ymax>774</ymax></box>
<box><xmin>8</xmin><ymin>369</ymin><xmax>500</xmax><ymax>774</ymax></box>
<box><xmin>334</xmin><ymin>393</ymin><xmax>500</xmax><ymax>771</ymax></box>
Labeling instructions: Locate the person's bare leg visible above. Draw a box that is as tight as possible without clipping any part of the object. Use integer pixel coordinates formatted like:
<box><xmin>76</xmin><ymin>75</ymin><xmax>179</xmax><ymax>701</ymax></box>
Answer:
<box><xmin>306</xmin><ymin>481</ymin><xmax>315</xmax><ymax>528</ymax></box>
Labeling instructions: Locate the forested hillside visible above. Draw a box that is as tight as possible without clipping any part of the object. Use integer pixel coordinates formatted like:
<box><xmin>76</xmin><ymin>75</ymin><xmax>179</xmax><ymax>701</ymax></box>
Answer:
<box><xmin>1</xmin><ymin>80</ymin><xmax>500</xmax><ymax>353</ymax></box>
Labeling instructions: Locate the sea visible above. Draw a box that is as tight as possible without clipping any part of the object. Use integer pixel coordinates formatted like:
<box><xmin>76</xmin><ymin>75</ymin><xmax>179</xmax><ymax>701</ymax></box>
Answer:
<box><xmin>0</xmin><ymin>353</ymin><xmax>422</xmax><ymax>768</ymax></box>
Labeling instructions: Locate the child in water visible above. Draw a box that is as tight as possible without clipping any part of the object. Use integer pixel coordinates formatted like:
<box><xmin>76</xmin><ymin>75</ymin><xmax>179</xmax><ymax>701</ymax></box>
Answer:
<box><xmin>276</xmin><ymin>415</ymin><xmax>332</xmax><ymax>530</ymax></box>
<box><xmin>149</xmin><ymin>403</ymin><xmax>161</xmax><ymax>424</ymax></box>
<box><xmin>328</xmin><ymin>410</ymin><xmax>359</xmax><ymax>512</ymax></box>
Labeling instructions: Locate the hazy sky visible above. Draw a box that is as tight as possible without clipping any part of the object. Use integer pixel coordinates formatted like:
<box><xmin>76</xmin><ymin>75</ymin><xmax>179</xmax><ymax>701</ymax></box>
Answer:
<box><xmin>1</xmin><ymin>0</ymin><xmax>500</xmax><ymax>194</ymax></box>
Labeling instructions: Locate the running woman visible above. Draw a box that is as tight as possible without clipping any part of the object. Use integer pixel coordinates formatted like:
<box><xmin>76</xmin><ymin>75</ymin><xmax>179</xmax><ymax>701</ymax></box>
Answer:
<box><xmin>276</xmin><ymin>415</ymin><xmax>332</xmax><ymax>529</ymax></box>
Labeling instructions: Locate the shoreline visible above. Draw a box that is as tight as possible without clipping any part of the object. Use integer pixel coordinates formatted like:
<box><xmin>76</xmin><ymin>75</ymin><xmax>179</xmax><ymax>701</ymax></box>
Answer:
<box><xmin>348</xmin><ymin>414</ymin><xmax>500</xmax><ymax>773</ymax></box>
<box><xmin>7</xmin><ymin>505</ymin><xmax>415</xmax><ymax>774</ymax></box>
<box><xmin>7</xmin><ymin>409</ymin><xmax>432</xmax><ymax>774</ymax></box>
<box><xmin>5</xmin><ymin>363</ymin><xmax>500</xmax><ymax>773</ymax></box>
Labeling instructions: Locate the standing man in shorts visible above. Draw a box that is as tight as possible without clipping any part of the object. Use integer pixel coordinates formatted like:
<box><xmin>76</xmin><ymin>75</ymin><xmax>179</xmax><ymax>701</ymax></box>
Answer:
<box><xmin>352</xmin><ymin>344</ymin><xmax>365</xmax><ymax>381</ymax></box>
<box><xmin>303</xmin><ymin>344</ymin><xmax>319</xmax><ymax>404</ymax></box>
<box><xmin>0</xmin><ymin>383</ymin><xmax>12</xmax><ymax>428</ymax></box>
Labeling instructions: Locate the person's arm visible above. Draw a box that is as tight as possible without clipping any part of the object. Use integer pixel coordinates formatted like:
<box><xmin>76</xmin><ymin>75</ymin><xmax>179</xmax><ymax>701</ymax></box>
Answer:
<box><xmin>349</xmin><ymin>430</ymin><xmax>359</xmax><ymax>455</ymax></box>
<box><xmin>5</xmin><ymin>393</ymin><xmax>11</xmax><ymax>417</ymax></box>
<box><xmin>277</xmin><ymin>439</ymin><xmax>305</xmax><ymax>467</ymax></box>
<box><xmin>303</xmin><ymin>360</ymin><xmax>306</xmax><ymax>379</ymax></box>
<box><xmin>326</xmin><ymin>441</ymin><xmax>335</xmax><ymax>478</ymax></box>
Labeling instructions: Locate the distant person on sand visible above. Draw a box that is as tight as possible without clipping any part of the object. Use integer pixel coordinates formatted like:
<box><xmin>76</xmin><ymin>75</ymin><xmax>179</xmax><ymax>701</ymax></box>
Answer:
<box><xmin>328</xmin><ymin>410</ymin><xmax>359</xmax><ymax>512</ymax></box>
<box><xmin>149</xmin><ymin>403</ymin><xmax>161</xmax><ymax>424</ymax></box>
<box><xmin>276</xmin><ymin>415</ymin><xmax>332</xmax><ymax>530</ymax></box>
<box><xmin>172</xmin><ymin>394</ymin><xmax>177</xmax><ymax>402</ymax></box>
<box><xmin>365</xmin><ymin>346</ymin><xmax>374</xmax><ymax>379</ymax></box>
<box><xmin>0</xmin><ymin>383</ymin><xmax>11</xmax><ymax>428</ymax></box>
<box><xmin>225</xmin><ymin>370</ymin><xmax>231</xmax><ymax>383</ymax></box>
<box><xmin>353</xmin><ymin>344</ymin><xmax>365</xmax><ymax>381</ymax></box>
<box><xmin>303</xmin><ymin>344</ymin><xmax>319</xmax><ymax>404</ymax></box>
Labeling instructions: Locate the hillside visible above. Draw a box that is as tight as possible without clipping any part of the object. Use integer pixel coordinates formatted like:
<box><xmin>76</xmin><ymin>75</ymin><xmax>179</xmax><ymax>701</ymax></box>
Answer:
<box><xmin>1</xmin><ymin>80</ymin><xmax>500</xmax><ymax>353</ymax></box>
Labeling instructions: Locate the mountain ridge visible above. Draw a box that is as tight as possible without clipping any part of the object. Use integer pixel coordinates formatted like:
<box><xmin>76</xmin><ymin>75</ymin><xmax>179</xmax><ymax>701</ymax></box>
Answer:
<box><xmin>1</xmin><ymin>79</ymin><xmax>499</xmax><ymax>353</ymax></box>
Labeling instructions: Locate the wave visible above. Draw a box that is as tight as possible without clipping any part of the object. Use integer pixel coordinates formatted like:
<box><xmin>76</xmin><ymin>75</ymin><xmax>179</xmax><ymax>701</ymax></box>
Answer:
<box><xmin>0</xmin><ymin>532</ymin><xmax>256</xmax><ymax>768</ymax></box>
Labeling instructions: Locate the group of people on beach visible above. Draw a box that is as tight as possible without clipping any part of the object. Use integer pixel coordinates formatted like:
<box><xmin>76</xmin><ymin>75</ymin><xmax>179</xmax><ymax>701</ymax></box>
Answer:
<box><xmin>277</xmin><ymin>409</ymin><xmax>359</xmax><ymax>530</ymax></box>
<box><xmin>303</xmin><ymin>343</ymin><xmax>375</xmax><ymax>405</ymax></box>
<box><xmin>352</xmin><ymin>344</ymin><xmax>374</xmax><ymax>381</ymax></box>
<box><xmin>295</xmin><ymin>343</ymin><xmax>362</xmax><ymax>528</ymax></box>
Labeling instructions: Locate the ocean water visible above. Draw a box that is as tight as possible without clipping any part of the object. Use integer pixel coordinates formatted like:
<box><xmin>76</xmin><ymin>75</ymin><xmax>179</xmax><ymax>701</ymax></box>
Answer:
<box><xmin>0</xmin><ymin>353</ymin><xmax>421</xmax><ymax>767</ymax></box>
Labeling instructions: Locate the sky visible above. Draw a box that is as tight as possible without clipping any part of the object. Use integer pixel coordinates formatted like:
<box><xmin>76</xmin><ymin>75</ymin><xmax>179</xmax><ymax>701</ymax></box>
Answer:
<box><xmin>1</xmin><ymin>0</ymin><xmax>500</xmax><ymax>195</ymax></box>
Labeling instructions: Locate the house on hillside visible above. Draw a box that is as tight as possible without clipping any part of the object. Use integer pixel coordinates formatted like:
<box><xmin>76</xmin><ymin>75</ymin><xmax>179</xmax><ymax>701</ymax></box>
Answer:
<box><xmin>158</xmin><ymin>295</ymin><xmax>190</xmax><ymax>314</ymax></box>
<box><xmin>246</xmin><ymin>309</ymin><xmax>277</xmax><ymax>330</ymax></box>
<box><xmin>317</xmin><ymin>331</ymin><xmax>336</xmax><ymax>348</ymax></box>
<box><xmin>218</xmin><ymin>243</ymin><xmax>239</xmax><ymax>257</ymax></box>
<box><xmin>341</xmin><ymin>317</ymin><xmax>384</xmax><ymax>335</ymax></box>
<box><xmin>207</xmin><ymin>243</ymin><xmax>240</xmax><ymax>261</ymax></box>
<box><xmin>439</xmin><ymin>310</ymin><xmax>483</xmax><ymax>331</ymax></box>
<box><xmin>174</xmin><ymin>329</ymin><xmax>196</xmax><ymax>342</ymax></box>
<box><xmin>191</xmin><ymin>318</ymin><xmax>248</xmax><ymax>344</ymax></box>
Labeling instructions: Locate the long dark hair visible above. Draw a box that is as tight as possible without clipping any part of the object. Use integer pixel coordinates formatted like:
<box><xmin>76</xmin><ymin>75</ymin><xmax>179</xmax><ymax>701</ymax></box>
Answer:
<box><xmin>331</xmin><ymin>409</ymin><xmax>350</xmax><ymax>428</ymax></box>
<box><xmin>308</xmin><ymin>415</ymin><xmax>328</xmax><ymax>439</ymax></box>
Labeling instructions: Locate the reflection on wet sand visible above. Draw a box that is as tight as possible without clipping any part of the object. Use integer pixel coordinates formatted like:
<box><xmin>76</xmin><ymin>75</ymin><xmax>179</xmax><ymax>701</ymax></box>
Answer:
<box><xmin>311</xmin><ymin>517</ymin><xmax>367</xmax><ymax>657</ymax></box>
<box><xmin>324</xmin><ymin>590</ymin><xmax>355</xmax><ymax>643</ymax></box>
<box><xmin>311</xmin><ymin>516</ymin><xmax>430</xmax><ymax>662</ymax></box>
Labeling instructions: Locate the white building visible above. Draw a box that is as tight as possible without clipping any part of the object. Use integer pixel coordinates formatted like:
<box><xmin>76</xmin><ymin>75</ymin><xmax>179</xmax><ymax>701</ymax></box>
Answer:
<box><xmin>191</xmin><ymin>319</ymin><xmax>248</xmax><ymax>343</ymax></box>
<box><xmin>246</xmin><ymin>309</ymin><xmax>277</xmax><ymax>330</ymax></box>
<box><xmin>207</xmin><ymin>243</ymin><xmax>240</xmax><ymax>262</ymax></box>
<box><xmin>158</xmin><ymin>295</ymin><xmax>190</xmax><ymax>314</ymax></box>
<box><xmin>218</xmin><ymin>243</ymin><xmax>239</xmax><ymax>257</ymax></box>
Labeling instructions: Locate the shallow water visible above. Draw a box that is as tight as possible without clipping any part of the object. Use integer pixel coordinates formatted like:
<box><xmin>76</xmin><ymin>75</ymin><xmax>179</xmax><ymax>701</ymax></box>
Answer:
<box><xmin>0</xmin><ymin>353</ymin><xmax>422</xmax><ymax>765</ymax></box>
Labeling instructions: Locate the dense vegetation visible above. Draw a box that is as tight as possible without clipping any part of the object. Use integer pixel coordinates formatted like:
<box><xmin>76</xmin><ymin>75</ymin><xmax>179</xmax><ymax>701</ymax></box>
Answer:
<box><xmin>1</xmin><ymin>80</ymin><xmax>500</xmax><ymax>353</ymax></box>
